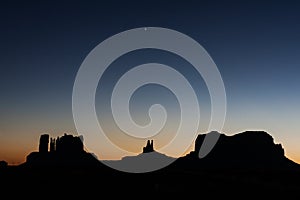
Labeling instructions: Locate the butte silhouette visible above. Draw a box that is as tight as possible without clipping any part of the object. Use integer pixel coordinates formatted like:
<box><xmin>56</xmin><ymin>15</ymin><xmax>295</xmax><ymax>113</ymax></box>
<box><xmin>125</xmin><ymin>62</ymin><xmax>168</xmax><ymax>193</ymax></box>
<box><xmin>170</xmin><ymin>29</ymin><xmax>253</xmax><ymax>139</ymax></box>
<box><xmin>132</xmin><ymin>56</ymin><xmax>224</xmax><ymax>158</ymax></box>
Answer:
<box><xmin>1</xmin><ymin>131</ymin><xmax>300</xmax><ymax>197</ymax></box>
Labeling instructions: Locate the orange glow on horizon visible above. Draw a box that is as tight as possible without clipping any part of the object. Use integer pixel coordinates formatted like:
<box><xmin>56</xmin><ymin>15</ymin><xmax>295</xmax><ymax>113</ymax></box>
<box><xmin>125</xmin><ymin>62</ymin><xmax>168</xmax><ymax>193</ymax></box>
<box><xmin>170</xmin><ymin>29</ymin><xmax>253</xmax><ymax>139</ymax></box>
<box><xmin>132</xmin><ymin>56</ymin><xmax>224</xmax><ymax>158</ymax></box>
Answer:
<box><xmin>1</xmin><ymin>129</ymin><xmax>300</xmax><ymax>166</ymax></box>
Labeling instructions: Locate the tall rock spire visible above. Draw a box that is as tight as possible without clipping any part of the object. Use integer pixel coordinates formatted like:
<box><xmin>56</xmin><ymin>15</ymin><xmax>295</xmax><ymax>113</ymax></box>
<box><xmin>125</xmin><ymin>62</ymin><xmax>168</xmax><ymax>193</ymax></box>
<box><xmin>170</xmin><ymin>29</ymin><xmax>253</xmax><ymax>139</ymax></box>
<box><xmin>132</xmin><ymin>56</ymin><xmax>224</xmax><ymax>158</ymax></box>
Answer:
<box><xmin>143</xmin><ymin>139</ymin><xmax>154</xmax><ymax>153</ymax></box>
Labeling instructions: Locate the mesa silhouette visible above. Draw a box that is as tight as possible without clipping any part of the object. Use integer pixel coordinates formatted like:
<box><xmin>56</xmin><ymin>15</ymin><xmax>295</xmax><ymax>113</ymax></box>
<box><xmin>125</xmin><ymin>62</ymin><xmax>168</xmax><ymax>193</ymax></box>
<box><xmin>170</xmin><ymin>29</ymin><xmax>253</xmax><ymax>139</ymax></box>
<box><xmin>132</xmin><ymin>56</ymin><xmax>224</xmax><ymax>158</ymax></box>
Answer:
<box><xmin>170</xmin><ymin>130</ymin><xmax>300</xmax><ymax>170</ymax></box>
<box><xmin>19</xmin><ymin>130</ymin><xmax>299</xmax><ymax>171</ymax></box>
<box><xmin>24</xmin><ymin>133</ymin><xmax>102</xmax><ymax>168</ymax></box>
<box><xmin>1</xmin><ymin>131</ymin><xmax>300</xmax><ymax>196</ymax></box>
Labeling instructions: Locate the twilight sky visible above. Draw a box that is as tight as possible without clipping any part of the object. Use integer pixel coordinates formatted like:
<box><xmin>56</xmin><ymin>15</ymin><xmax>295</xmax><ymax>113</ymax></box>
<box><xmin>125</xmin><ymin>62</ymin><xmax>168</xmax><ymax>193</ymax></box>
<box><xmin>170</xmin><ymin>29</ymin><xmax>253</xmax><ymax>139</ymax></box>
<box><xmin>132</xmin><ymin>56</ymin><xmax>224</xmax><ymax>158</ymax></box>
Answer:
<box><xmin>0</xmin><ymin>0</ymin><xmax>300</xmax><ymax>165</ymax></box>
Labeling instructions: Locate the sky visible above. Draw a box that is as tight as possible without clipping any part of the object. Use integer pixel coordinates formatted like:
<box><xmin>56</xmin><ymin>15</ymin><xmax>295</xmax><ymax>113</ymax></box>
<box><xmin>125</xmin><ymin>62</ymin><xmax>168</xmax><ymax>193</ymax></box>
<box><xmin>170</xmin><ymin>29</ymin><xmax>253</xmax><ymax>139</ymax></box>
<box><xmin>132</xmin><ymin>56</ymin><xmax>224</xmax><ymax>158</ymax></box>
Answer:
<box><xmin>0</xmin><ymin>0</ymin><xmax>300</xmax><ymax>165</ymax></box>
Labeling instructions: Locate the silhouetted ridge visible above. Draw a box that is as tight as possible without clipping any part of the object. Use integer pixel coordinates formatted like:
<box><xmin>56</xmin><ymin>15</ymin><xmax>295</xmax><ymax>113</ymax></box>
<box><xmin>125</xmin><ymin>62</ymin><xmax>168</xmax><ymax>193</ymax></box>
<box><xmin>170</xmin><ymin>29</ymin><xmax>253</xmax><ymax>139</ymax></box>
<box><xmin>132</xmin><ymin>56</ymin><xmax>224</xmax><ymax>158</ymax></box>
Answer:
<box><xmin>104</xmin><ymin>139</ymin><xmax>175</xmax><ymax>173</ymax></box>
<box><xmin>177</xmin><ymin>130</ymin><xmax>298</xmax><ymax>169</ymax></box>
<box><xmin>2</xmin><ymin>131</ymin><xmax>300</xmax><ymax>196</ymax></box>
<box><xmin>25</xmin><ymin>133</ymin><xmax>102</xmax><ymax>168</ymax></box>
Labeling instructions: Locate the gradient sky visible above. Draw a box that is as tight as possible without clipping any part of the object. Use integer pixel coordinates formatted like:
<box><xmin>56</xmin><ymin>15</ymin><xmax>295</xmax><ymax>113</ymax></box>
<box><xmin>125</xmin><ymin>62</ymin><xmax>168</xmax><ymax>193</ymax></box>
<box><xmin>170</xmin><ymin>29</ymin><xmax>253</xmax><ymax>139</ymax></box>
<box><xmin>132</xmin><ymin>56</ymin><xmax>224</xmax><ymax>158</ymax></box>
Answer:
<box><xmin>0</xmin><ymin>0</ymin><xmax>299</xmax><ymax>165</ymax></box>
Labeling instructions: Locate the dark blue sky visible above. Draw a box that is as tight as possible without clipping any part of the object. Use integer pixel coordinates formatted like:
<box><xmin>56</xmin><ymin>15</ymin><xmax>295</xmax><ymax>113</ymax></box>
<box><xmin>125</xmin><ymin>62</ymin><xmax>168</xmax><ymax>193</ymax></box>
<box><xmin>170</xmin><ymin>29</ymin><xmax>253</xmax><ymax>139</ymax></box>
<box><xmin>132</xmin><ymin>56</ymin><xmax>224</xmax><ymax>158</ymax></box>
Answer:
<box><xmin>1</xmin><ymin>0</ymin><xmax>300</xmax><ymax>164</ymax></box>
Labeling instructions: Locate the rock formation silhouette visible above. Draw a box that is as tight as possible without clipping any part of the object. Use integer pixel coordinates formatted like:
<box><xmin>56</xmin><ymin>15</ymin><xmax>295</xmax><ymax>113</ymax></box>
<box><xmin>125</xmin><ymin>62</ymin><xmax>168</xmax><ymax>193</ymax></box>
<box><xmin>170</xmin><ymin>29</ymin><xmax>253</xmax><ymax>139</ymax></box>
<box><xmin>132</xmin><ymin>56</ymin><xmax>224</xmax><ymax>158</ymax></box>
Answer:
<box><xmin>25</xmin><ymin>133</ymin><xmax>102</xmax><ymax>168</ymax></box>
<box><xmin>171</xmin><ymin>130</ymin><xmax>299</xmax><ymax>171</ymax></box>
<box><xmin>2</xmin><ymin>131</ymin><xmax>300</xmax><ymax>197</ymax></box>
<box><xmin>103</xmin><ymin>139</ymin><xmax>175</xmax><ymax>173</ymax></box>
<box><xmin>143</xmin><ymin>139</ymin><xmax>154</xmax><ymax>153</ymax></box>
<box><xmin>21</xmin><ymin>131</ymin><xmax>300</xmax><ymax>172</ymax></box>
<box><xmin>38</xmin><ymin>134</ymin><xmax>49</xmax><ymax>153</ymax></box>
